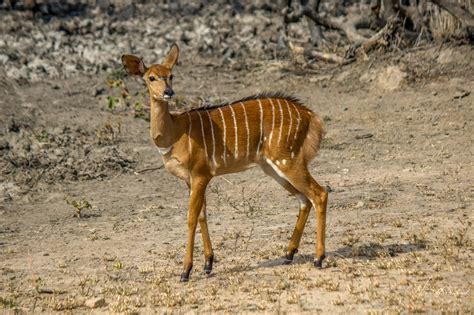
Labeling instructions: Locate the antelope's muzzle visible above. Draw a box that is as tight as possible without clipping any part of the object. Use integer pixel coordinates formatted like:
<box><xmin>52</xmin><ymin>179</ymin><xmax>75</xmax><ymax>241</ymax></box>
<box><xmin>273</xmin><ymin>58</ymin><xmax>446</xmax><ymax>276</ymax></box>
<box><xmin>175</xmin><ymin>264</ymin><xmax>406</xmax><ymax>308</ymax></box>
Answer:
<box><xmin>163</xmin><ymin>87</ymin><xmax>174</xmax><ymax>99</ymax></box>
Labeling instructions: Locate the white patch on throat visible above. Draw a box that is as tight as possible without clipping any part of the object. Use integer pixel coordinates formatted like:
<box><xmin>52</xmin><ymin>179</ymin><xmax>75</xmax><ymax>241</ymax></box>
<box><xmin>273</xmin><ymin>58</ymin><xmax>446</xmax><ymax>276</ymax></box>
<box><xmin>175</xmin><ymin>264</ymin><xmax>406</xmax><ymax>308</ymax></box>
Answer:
<box><xmin>156</xmin><ymin>145</ymin><xmax>173</xmax><ymax>155</ymax></box>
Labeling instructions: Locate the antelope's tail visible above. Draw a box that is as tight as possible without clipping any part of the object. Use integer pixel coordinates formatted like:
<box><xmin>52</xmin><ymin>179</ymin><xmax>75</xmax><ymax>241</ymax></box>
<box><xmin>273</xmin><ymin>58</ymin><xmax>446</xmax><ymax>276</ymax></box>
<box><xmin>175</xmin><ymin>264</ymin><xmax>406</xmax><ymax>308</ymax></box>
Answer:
<box><xmin>303</xmin><ymin>112</ymin><xmax>325</xmax><ymax>162</ymax></box>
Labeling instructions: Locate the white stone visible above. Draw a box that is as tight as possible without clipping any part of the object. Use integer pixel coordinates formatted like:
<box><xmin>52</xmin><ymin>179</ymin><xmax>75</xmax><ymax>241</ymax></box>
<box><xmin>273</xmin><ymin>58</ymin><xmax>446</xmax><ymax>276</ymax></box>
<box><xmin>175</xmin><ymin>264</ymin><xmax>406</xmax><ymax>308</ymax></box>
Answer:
<box><xmin>376</xmin><ymin>66</ymin><xmax>407</xmax><ymax>91</ymax></box>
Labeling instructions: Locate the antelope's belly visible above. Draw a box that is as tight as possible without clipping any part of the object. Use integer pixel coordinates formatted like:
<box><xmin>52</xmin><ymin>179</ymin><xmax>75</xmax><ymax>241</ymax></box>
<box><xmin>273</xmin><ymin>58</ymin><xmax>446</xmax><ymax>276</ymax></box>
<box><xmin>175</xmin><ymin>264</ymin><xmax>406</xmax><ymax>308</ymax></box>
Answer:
<box><xmin>213</xmin><ymin>158</ymin><xmax>257</xmax><ymax>176</ymax></box>
<box><xmin>163</xmin><ymin>155</ymin><xmax>190</xmax><ymax>182</ymax></box>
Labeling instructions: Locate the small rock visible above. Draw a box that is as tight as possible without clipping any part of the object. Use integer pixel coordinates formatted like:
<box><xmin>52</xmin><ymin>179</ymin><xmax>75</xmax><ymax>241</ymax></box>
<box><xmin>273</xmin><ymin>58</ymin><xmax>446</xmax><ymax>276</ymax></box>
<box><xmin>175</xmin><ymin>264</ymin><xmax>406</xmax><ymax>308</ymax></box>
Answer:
<box><xmin>0</xmin><ymin>139</ymin><xmax>9</xmax><ymax>150</ymax></box>
<box><xmin>38</xmin><ymin>287</ymin><xmax>54</xmax><ymax>294</ymax></box>
<box><xmin>336</xmin><ymin>70</ymin><xmax>351</xmax><ymax>82</ymax></box>
<box><xmin>355</xmin><ymin>133</ymin><xmax>373</xmax><ymax>140</ymax></box>
<box><xmin>94</xmin><ymin>87</ymin><xmax>106</xmax><ymax>97</ymax></box>
<box><xmin>376</xmin><ymin>66</ymin><xmax>406</xmax><ymax>91</ymax></box>
<box><xmin>453</xmin><ymin>90</ymin><xmax>470</xmax><ymax>99</ymax></box>
<box><xmin>399</xmin><ymin>277</ymin><xmax>409</xmax><ymax>285</ymax></box>
<box><xmin>0</xmin><ymin>54</ymin><xmax>9</xmax><ymax>65</ymax></box>
<box><xmin>85</xmin><ymin>297</ymin><xmax>106</xmax><ymax>308</ymax></box>
<box><xmin>355</xmin><ymin>201</ymin><xmax>364</xmax><ymax>208</ymax></box>
<box><xmin>437</xmin><ymin>48</ymin><xmax>454</xmax><ymax>64</ymax></box>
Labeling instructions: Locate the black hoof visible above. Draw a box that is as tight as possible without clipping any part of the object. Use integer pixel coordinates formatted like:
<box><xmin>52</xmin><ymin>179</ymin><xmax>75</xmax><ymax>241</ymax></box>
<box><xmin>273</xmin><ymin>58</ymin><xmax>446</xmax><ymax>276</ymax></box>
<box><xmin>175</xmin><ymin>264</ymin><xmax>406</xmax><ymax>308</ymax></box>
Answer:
<box><xmin>180</xmin><ymin>266</ymin><xmax>192</xmax><ymax>282</ymax></box>
<box><xmin>284</xmin><ymin>249</ymin><xmax>298</xmax><ymax>264</ymax></box>
<box><xmin>313</xmin><ymin>255</ymin><xmax>325</xmax><ymax>269</ymax></box>
<box><xmin>180</xmin><ymin>273</ymin><xmax>189</xmax><ymax>282</ymax></box>
<box><xmin>204</xmin><ymin>256</ymin><xmax>214</xmax><ymax>275</ymax></box>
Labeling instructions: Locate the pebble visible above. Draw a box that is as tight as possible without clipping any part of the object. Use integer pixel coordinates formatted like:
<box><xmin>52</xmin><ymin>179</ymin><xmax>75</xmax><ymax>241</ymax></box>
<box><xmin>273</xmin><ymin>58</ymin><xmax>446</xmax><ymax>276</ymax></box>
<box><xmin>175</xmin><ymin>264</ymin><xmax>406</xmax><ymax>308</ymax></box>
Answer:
<box><xmin>399</xmin><ymin>277</ymin><xmax>409</xmax><ymax>285</ymax></box>
<box><xmin>0</xmin><ymin>139</ymin><xmax>9</xmax><ymax>150</ymax></box>
<box><xmin>85</xmin><ymin>297</ymin><xmax>106</xmax><ymax>308</ymax></box>
<box><xmin>355</xmin><ymin>201</ymin><xmax>365</xmax><ymax>208</ymax></box>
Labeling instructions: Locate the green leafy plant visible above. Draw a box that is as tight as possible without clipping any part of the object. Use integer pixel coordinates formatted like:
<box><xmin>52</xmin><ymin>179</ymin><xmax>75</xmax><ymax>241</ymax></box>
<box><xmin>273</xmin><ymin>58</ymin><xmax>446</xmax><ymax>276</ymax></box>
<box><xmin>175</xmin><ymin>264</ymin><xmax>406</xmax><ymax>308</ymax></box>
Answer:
<box><xmin>35</xmin><ymin>130</ymin><xmax>50</xmax><ymax>143</ymax></box>
<box><xmin>114</xmin><ymin>260</ymin><xmax>124</xmax><ymax>270</ymax></box>
<box><xmin>65</xmin><ymin>198</ymin><xmax>91</xmax><ymax>218</ymax></box>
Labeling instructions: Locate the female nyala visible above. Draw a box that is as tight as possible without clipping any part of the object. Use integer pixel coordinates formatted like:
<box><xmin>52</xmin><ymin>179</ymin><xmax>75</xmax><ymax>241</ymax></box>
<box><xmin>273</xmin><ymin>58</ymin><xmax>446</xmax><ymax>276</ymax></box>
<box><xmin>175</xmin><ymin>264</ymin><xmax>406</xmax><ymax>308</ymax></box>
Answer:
<box><xmin>122</xmin><ymin>44</ymin><xmax>328</xmax><ymax>282</ymax></box>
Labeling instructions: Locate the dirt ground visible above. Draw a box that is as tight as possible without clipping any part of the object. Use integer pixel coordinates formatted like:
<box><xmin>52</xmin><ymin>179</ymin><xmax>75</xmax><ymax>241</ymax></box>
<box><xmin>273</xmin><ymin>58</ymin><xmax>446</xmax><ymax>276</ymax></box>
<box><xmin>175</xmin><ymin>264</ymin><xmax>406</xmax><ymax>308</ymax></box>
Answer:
<box><xmin>1</xmin><ymin>44</ymin><xmax>473</xmax><ymax>313</ymax></box>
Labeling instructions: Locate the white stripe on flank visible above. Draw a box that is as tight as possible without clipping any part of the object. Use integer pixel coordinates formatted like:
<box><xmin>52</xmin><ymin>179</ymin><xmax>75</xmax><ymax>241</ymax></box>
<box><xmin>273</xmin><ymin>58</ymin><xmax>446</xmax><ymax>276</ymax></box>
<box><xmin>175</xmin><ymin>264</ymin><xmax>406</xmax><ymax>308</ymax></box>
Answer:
<box><xmin>292</xmin><ymin>102</ymin><xmax>301</xmax><ymax>142</ymax></box>
<box><xmin>197</xmin><ymin>110</ymin><xmax>208</xmax><ymax>160</ymax></box>
<box><xmin>186</xmin><ymin>112</ymin><xmax>192</xmax><ymax>154</ymax></box>
<box><xmin>285</xmin><ymin>100</ymin><xmax>293</xmax><ymax>143</ymax></box>
<box><xmin>257</xmin><ymin>99</ymin><xmax>263</xmax><ymax>156</ymax></box>
<box><xmin>206</xmin><ymin>110</ymin><xmax>217</xmax><ymax>167</ymax></box>
<box><xmin>265</xmin><ymin>158</ymin><xmax>293</xmax><ymax>187</ymax></box>
<box><xmin>230</xmin><ymin>105</ymin><xmax>238</xmax><ymax>159</ymax></box>
<box><xmin>217</xmin><ymin>107</ymin><xmax>227</xmax><ymax>164</ymax></box>
<box><xmin>268</xmin><ymin>99</ymin><xmax>275</xmax><ymax>145</ymax></box>
<box><xmin>240</xmin><ymin>102</ymin><xmax>250</xmax><ymax>158</ymax></box>
<box><xmin>277</xmin><ymin>99</ymin><xmax>284</xmax><ymax>144</ymax></box>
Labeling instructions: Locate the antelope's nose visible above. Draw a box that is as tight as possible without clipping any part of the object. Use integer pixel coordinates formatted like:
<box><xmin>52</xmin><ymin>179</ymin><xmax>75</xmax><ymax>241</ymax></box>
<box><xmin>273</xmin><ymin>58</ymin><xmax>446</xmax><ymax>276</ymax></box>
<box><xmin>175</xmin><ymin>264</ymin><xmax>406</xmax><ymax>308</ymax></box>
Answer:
<box><xmin>164</xmin><ymin>88</ymin><xmax>174</xmax><ymax>98</ymax></box>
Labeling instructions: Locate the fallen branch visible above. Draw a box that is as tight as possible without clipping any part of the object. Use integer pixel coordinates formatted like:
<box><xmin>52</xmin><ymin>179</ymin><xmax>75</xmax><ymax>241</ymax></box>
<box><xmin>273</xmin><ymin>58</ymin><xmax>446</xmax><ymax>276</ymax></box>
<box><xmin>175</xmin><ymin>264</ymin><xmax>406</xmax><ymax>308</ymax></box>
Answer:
<box><xmin>134</xmin><ymin>165</ymin><xmax>164</xmax><ymax>175</ymax></box>
<box><xmin>304</xmin><ymin>49</ymin><xmax>355</xmax><ymax>65</ymax></box>
<box><xmin>286</xmin><ymin>5</ymin><xmax>386</xmax><ymax>47</ymax></box>
<box><xmin>283</xmin><ymin>0</ymin><xmax>472</xmax><ymax>65</ymax></box>
<box><xmin>361</xmin><ymin>16</ymin><xmax>400</xmax><ymax>53</ymax></box>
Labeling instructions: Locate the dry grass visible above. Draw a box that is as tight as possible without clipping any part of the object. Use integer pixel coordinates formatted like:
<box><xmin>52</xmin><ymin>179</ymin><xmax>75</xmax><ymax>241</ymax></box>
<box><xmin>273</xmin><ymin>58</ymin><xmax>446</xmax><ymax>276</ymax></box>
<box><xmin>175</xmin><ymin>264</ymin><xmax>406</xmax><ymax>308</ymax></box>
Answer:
<box><xmin>2</xmin><ymin>195</ymin><xmax>471</xmax><ymax>313</ymax></box>
<box><xmin>427</xmin><ymin>0</ymin><xmax>473</xmax><ymax>40</ymax></box>
<box><xmin>1</xmin><ymin>56</ymin><xmax>472</xmax><ymax>313</ymax></box>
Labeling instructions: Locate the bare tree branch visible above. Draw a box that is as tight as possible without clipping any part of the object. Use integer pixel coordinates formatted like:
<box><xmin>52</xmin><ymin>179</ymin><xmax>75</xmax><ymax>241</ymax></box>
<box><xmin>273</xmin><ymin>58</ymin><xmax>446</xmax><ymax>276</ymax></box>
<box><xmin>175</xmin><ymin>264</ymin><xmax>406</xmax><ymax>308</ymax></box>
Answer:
<box><xmin>285</xmin><ymin>6</ymin><xmax>368</xmax><ymax>45</ymax></box>
<box><xmin>304</xmin><ymin>49</ymin><xmax>355</xmax><ymax>65</ymax></box>
<box><xmin>398</xmin><ymin>1</ymin><xmax>425</xmax><ymax>32</ymax></box>
<box><xmin>361</xmin><ymin>16</ymin><xmax>400</xmax><ymax>52</ymax></box>
<box><xmin>305</xmin><ymin>0</ymin><xmax>326</xmax><ymax>47</ymax></box>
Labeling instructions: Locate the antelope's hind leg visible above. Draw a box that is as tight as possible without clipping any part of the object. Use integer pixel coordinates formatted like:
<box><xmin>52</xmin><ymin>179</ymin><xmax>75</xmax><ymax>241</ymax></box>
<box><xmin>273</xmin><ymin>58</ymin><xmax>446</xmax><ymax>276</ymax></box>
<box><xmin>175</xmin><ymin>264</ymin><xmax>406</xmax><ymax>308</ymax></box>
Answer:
<box><xmin>289</xmin><ymin>170</ymin><xmax>328</xmax><ymax>268</ymax></box>
<box><xmin>286</xmin><ymin>198</ymin><xmax>312</xmax><ymax>262</ymax></box>
<box><xmin>198</xmin><ymin>199</ymin><xmax>214</xmax><ymax>274</ymax></box>
<box><xmin>260</xmin><ymin>162</ymin><xmax>312</xmax><ymax>264</ymax></box>
<box><xmin>262</xmin><ymin>160</ymin><xmax>328</xmax><ymax>268</ymax></box>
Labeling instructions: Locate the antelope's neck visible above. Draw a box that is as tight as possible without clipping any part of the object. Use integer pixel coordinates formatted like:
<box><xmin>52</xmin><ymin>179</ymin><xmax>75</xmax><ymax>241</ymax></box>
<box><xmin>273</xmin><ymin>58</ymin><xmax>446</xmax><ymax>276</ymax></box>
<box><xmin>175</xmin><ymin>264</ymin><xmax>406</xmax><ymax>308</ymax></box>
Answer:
<box><xmin>150</xmin><ymin>98</ymin><xmax>176</xmax><ymax>148</ymax></box>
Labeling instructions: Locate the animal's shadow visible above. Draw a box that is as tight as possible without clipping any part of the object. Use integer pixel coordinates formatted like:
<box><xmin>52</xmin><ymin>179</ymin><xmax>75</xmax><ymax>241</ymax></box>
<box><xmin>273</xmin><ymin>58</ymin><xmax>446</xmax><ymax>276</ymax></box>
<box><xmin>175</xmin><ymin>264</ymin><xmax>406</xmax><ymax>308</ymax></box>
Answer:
<box><xmin>256</xmin><ymin>241</ymin><xmax>427</xmax><ymax>269</ymax></box>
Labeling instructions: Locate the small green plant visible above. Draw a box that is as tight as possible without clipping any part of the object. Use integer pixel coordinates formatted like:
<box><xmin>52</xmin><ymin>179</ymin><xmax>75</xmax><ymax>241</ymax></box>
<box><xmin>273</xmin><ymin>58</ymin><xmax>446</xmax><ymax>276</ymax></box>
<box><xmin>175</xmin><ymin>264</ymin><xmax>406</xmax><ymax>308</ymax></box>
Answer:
<box><xmin>35</xmin><ymin>130</ymin><xmax>50</xmax><ymax>142</ymax></box>
<box><xmin>107</xmin><ymin>95</ymin><xmax>120</xmax><ymax>110</ymax></box>
<box><xmin>66</xmin><ymin>198</ymin><xmax>91</xmax><ymax>218</ymax></box>
<box><xmin>34</xmin><ymin>277</ymin><xmax>45</xmax><ymax>293</ymax></box>
<box><xmin>0</xmin><ymin>296</ymin><xmax>16</xmax><ymax>308</ymax></box>
<box><xmin>105</xmin><ymin>78</ymin><xmax>131</xmax><ymax>111</ymax></box>
<box><xmin>114</xmin><ymin>260</ymin><xmax>124</xmax><ymax>270</ymax></box>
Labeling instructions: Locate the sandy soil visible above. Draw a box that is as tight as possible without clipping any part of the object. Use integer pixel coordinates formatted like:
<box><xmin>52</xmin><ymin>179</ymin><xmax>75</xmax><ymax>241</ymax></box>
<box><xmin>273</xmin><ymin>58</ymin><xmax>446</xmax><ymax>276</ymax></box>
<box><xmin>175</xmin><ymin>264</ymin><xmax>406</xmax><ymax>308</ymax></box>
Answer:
<box><xmin>0</xmin><ymin>45</ymin><xmax>473</xmax><ymax>313</ymax></box>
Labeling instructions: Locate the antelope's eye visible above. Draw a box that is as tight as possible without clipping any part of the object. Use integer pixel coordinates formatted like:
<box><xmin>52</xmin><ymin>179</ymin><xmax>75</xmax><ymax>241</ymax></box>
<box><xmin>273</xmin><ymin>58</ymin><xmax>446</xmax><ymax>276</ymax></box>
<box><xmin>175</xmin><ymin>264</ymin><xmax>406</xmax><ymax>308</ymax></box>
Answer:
<box><xmin>149</xmin><ymin>76</ymin><xmax>156</xmax><ymax>82</ymax></box>
<box><xmin>169</xmin><ymin>75</ymin><xmax>173</xmax><ymax>81</ymax></box>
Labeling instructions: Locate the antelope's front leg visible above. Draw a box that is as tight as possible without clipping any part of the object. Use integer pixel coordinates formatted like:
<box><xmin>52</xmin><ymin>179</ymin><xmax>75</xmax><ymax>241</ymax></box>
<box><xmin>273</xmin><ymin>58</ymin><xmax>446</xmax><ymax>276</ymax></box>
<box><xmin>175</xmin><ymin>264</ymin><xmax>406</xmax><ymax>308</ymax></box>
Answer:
<box><xmin>198</xmin><ymin>199</ymin><xmax>214</xmax><ymax>274</ymax></box>
<box><xmin>181</xmin><ymin>177</ymin><xmax>209</xmax><ymax>282</ymax></box>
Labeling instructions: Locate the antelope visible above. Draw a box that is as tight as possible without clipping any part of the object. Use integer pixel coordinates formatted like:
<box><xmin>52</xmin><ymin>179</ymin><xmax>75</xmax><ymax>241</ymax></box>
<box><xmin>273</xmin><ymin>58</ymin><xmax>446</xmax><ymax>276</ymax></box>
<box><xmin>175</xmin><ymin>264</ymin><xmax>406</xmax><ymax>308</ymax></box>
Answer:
<box><xmin>122</xmin><ymin>44</ymin><xmax>328</xmax><ymax>282</ymax></box>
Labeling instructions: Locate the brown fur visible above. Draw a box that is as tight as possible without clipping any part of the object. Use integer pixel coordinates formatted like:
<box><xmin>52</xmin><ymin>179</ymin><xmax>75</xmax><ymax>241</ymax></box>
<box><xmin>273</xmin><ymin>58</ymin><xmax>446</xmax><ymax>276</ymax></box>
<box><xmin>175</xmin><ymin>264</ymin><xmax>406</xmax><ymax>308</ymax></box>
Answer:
<box><xmin>122</xmin><ymin>44</ymin><xmax>329</xmax><ymax>281</ymax></box>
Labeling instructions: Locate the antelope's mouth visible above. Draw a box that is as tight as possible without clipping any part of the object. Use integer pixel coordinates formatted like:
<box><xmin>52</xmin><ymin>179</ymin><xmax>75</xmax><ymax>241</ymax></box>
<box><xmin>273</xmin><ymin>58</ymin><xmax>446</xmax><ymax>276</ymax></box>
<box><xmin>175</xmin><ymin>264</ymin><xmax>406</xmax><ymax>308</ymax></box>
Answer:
<box><xmin>152</xmin><ymin>94</ymin><xmax>174</xmax><ymax>101</ymax></box>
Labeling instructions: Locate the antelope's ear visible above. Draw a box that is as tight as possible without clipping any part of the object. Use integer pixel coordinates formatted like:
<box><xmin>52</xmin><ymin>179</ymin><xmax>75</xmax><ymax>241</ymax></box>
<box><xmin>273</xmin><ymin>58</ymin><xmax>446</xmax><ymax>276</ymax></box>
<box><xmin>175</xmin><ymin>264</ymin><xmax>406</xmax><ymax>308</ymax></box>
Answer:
<box><xmin>121</xmin><ymin>54</ymin><xmax>147</xmax><ymax>76</ymax></box>
<box><xmin>163</xmin><ymin>44</ymin><xmax>179</xmax><ymax>69</ymax></box>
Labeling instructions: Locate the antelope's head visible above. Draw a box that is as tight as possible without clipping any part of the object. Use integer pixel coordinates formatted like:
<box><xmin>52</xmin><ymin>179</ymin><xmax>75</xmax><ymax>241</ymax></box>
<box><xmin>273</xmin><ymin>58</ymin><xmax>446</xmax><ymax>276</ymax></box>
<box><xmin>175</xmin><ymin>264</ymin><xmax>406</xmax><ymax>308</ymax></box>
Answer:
<box><xmin>122</xmin><ymin>44</ymin><xmax>179</xmax><ymax>101</ymax></box>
